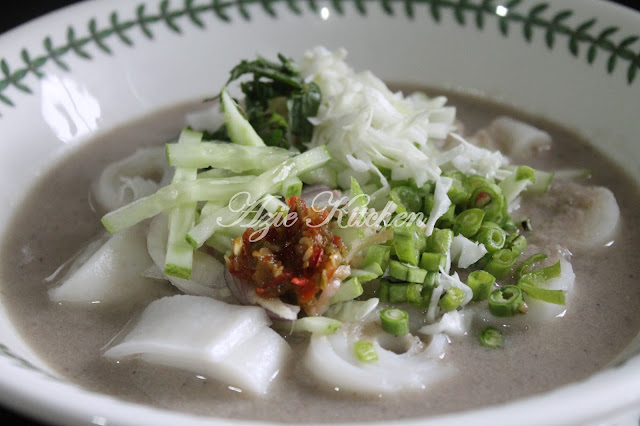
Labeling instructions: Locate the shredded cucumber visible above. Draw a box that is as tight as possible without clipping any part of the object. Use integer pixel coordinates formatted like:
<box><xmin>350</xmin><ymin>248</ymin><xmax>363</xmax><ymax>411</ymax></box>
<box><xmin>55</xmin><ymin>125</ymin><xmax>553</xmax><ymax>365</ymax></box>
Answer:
<box><xmin>185</xmin><ymin>145</ymin><xmax>332</xmax><ymax>248</ymax></box>
<box><xmin>221</xmin><ymin>86</ymin><xmax>265</xmax><ymax>147</ymax></box>
<box><xmin>330</xmin><ymin>277</ymin><xmax>363</xmax><ymax>304</ymax></box>
<box><xmin>101</xmin><ymin>176</ymin><xmax>253</xmax><ymax>234</ymax></box>
<box><xmin>281</xmin><ymin>176</ymin><xmax>303</xmax><ymax>198</ymax></box>
<box><xmin>164</xmin><ymin>129</ymin><xmax>202</xmax><ymax>279</ymax></box>
<box><xmin>292</xmin><ymin>317</ymin><xmax>342</xmax><ymax>335</ymax></box>
<box><xmin>167</xmin><ymin>143</ymin><xmax>292</xmax><ymax>172</ymax></box>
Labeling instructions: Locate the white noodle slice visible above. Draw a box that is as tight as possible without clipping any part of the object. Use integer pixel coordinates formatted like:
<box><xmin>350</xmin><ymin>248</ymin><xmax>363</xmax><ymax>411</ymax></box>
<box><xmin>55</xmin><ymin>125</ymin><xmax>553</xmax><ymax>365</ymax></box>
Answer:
<box><xmin>92</xmin><ymin>147</ymin><xmax>173</xmax><ymax>213</ymax></box>
<box><xmin>48</xmin><ymin>223</ymin><xmax>162</xmax><ymax>304</ymax></box>
<box><xmin>104</xmin><ymin>295</ymin><xmax>290</xmax><ymax>394</ymax></box>
<box><xmin>141</xmin><ymin>264</ymin><xmax>168</xmax><ymax>281</ymax></box>
<box><xmin>487</xmin><ymin>116</ymin><xmax>552</xmax><ymax>156</ymax></box>
<box><xmin>564</xmin><ymin>185</ymin><xmax>620</xmax><ymax>250</ymax></box>
<box><xmin>304</xmin><ymin>322</ymin><xmax>454</xmax><ymax>394</ymax></box>
<box><xmin>147</xmin><ymin>214</ymin><xmax>230</xmax><ymax>299</ymax></box>
<box><xmin>522</xmin><ymin>182</ymin><xmax>621</xmax><ymax>251</ymax></box>
<box><xmin>418</xmin><ymin>310</ymin><xmax>474</xmax><ymax>337</ymax></box>
<box><xmin>424</xmin><ymin>333</ymin><xmax>449</xmax><ymax>360</ymax></box>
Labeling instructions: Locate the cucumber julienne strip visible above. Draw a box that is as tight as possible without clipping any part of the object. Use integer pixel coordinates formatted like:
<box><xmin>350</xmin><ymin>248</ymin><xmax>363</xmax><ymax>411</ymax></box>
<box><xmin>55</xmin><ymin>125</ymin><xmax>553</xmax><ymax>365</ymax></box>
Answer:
<box><xmin>221</xmin><ymin>86</ymin><xmax>266</xmax><ymax>147</ymax></box>
<box><xmin>281</xmin><ymin>176</ymin><xmax>303</xmax><ymax>198</ymax></box>
<box><xmin>101</xmin><ymin>176</ymin><xmax>253</xmax><ymax>234</ymax></box>
<box><xmin>164</xmin><ymin>129</ymin><xmax>202</xmax><ymax>280</ymax></box>
<box><xmin>166</xmin><ymin>143</ymin><xmax>293</xmax><ymax>172</ymax></box>
<box><xmin>185</xmin><ymin>145</ymin><xmax>332</xmax><ymax>249</ymax></box>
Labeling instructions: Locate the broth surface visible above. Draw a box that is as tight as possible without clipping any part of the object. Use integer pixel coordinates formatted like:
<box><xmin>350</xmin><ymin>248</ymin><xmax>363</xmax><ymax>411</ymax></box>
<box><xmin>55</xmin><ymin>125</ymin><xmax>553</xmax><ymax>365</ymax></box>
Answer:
<box><xmin>2</xmin><ymin>89</ymin><xmax>640</xmax><ymax>423</ymax></box>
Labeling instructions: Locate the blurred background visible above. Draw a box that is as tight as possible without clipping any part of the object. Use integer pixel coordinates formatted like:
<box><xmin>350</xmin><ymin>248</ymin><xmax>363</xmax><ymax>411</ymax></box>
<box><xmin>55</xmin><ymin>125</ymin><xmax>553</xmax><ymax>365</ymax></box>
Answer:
<box><xmin>0</xmin><ymin>0</ymin><xmax>638</xmax><ymax>424</ymax></box>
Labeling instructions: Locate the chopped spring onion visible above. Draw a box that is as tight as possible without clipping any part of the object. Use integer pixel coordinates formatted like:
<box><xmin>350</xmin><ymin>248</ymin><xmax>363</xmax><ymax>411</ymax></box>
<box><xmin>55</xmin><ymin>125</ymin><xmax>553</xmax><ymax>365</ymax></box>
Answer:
<box><xmin>518</xmin><ymin>281</ymin><xmax>566</xmax><ymax>305</ymax></box>
<box><xmin>520</xmin><ymin>261</ymin><xmax>561</xmax><ymax>285</ymax></box>
<box><xmin>516</xmin><ymin>260</ymin><xmax>565</xmax><ymax>305</ymax></box>
<box><xmin>488</xmin><ymin>285</ymin><xmax>527</xmax><ymax>317</ymax></box>
<box><xmin>419</xmin><ymin>252</ymin><xmax>447</xmax><ymax>273</ymax></box>
<box><xmin>445</xmin><ymin>172</ymin><xmax>471</xmax><ymax>205</ymax></box>
<box><xmin>354</xmin><ymin>340</ymin><xmax>378</xmax><ymax>362</ymax></box>
<box><xmin>349</xmin><ymin>265</ymin><xmax>383</xmax><ymax>283</ymax></box>
<box><xmin>380</xmin><ymin>308</ymin><xmax>410</xmax><ymax>336</ymax></box>
<box><xmin>392</xmin><ymin>222</ymin><xmax>426</xmax><ymax>266</ymax></box>
<box><xmin>406</xmin><ymin>283</ymin><xmax>424</xmax><ymax>306</ymax></box>
<box><xmin>467</xmin><ymin>270</ymin><xmax>496</xmax><ymax>302</ymax></box>
<box><xmin>438</xmin><ymin>287</ymin><xmax>466</xmax><ymax>312</ymax></box>
<box><xmin>427</xmin><ymin>228</ymin><xmax>454</xmax><ymax>254</ymax></box>
<box><xmin>388</xmin><ymin>260</ymin><xmax>428</xmax><ymax>284</ymax></box>
<box><xmin>453</xmin><ymin>208</ymin><xmax>485</xmax><ymax>238</ymax></box>
<box><xmin>388</xmin><ymin>282</ymin><xmax>410</xmax><ymax>304</ymax></box>
<box><xmin>390</xmin><ymin>186</ymin><xmax>423</xmax><ymax>213</ymax></box>
<box><xmin>436</xmin><ymin>204</ymin><xmax>456</xmax><ymax>229</ymax></box>
<box><xmin>474</xmin><ymin>221</ymin><xmax>507</xmax><ymax>253</ymax></box>
<box><xmin>484</xmin><ymin>248</ymin><xmax>519</xmax><ymax>279</ymax></box>
<box><xmin>479</xmin><ymin>326</ymin><xmax>504</xmax><ymax>349</ymax></box>
<box><xmin>362</xmin><ymin>244</ymin><xmax>391</xmax><ymax>271</ymax></box>
<box><xmin>516</xmin><ymin>253</ymin><xmax>548</xmax><ymax>278</ymax></box>
<box><xmin>507</xmin><ymin>234</ymin><xmax>527</xmax><ymax>255</ymax></box>
<box><xmin>515</xmin><ymin>165</ymin><xmax>536</xmax><ymax>182</ymax></box>
<box><xmin>469</xmin><ymin>182</ymin><xmax>504</xmax><ymax>223</ymax></box>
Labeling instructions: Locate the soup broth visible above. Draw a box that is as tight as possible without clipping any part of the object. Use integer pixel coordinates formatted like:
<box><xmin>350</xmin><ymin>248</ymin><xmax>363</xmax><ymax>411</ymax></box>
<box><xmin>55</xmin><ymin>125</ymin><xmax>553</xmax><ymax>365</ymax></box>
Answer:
<box><xmin>1</xmin><ymin>89</ymin><xmax>639</xmax><ymax>423</ymax></box>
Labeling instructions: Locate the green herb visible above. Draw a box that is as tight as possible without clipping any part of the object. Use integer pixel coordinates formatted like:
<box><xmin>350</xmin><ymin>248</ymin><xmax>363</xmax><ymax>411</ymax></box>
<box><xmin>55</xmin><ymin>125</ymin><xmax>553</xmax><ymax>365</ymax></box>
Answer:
<box><xmin>221</xmin><ymin>54</ymin><xmax>322</xmax><ymax>149</ymax></box>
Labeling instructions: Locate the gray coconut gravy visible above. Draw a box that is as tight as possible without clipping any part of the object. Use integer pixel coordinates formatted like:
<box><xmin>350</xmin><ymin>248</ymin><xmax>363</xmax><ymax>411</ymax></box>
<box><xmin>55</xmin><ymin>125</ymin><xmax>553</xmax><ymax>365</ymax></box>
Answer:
<box><xmin>1</xmin><ymin>88</ymin><xmax>639</xmax><ymax>423</ymax></box>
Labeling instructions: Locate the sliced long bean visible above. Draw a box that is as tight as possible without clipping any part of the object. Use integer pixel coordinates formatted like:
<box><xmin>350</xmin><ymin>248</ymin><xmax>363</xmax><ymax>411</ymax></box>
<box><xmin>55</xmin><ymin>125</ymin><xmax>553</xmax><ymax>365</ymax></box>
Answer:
<box><xmin>380</xmin><ymin>308</ymin><xmax>410</xmax><ymax>336</ymax></box>
<box><xmin>488</xmin><ymin>285</ymin><xmax>527</xmax><ymax>316</ymax></box>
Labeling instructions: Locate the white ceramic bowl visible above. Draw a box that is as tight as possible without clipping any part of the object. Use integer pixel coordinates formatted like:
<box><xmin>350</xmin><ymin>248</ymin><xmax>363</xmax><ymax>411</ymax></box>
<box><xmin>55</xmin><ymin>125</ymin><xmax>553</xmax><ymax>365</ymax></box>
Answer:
<box><xmin>0</xmin><ymin>0</ymin><xmax>639</xmax><ymax>424</ymax></box>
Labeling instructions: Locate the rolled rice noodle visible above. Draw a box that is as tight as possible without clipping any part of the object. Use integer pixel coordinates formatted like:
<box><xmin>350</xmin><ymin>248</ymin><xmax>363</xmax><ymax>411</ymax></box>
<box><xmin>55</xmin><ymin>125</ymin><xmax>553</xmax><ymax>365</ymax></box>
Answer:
<box><xmin>104</xmin><ymin>295</ymin><xmax>291</xmax><ymax>394</ymax></box>
<box><xmin>147</xmin><ymin>213</ymin><xmax>232</xmax><ymax>301</ymax></box>
<box><xmin>92</xmin><ymin>147</ymin><xmax>173</xmax><ymax>213</ymax></box>
<box><xmin>304</xmin><ymin>320</ymin><xmax>454</xmax><ymax>394</ymax></box>
<box><xmin>486</xmin><ymin>116</ymin><xmax>552</xmax><ymax>156</ymax></box>
<box><xmin>48</xmin><ymin>223</ymin><xmax>162</xmax><ymax>305</ymax></box>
